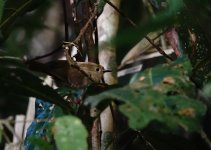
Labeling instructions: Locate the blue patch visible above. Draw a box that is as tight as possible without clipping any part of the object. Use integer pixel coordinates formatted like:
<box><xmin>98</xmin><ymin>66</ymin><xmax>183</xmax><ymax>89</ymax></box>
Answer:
<box><xmin>24</xmin><ymin>99</ymin><xmax>54</xmax><ymax>150</ymax></box>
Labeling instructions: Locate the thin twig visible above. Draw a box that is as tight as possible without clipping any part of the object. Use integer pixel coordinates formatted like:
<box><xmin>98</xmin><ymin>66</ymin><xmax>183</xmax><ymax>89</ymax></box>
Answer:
<box><xmin>62</xmin><ymin>6</ymin><xmax>99</xmax><ymax>83</ymax></box>
<box><xmin>64</xmin><ymin>46</ymin><xmax>95</xmax><ymax>83</ymax></box>
<box><xmin>144</xmin><ymin>36</ymin><xmax>174</xmax><ymax>61</ymax></box>
<box><xmin>25</xmin><ymin>0</ymin><xmax>69</xmax><ymax>63</ymax></box>
<box><xmin>106</xmin><ymin>0</ymin><xmax>174</xmax><ymax>61</ymax></box>
<box><xmin>136</xmin><ymin>130</ymin><xmax>156</xmax><ymax>150</ymax></box>
<box><xmin>26</xmin><ymin>45</ymin><xmax>62</xmax><ymax>62</ymax></box>
<box><xmin>25</xmin><ymin>0</ymin><xmax>70</xmax><ymax>63</ymax></box>
<box><xmin>65</xmin><ymin>7</ymin><xmax>98</xmax><ymax>46</ymax></box>
<box><xmin>27</xmin><ymin>3</ymin><xmax>97</xmax><ymax>63</ymax></box>
<box><xmin>105</xmin><ymin>0</ymin><xmax>136</xmax><ymax>27</ymax></box>
<box><xmin>152</xmin><ymin>28</ymin><xmax>170</xmax><ymax>41</ymax></box>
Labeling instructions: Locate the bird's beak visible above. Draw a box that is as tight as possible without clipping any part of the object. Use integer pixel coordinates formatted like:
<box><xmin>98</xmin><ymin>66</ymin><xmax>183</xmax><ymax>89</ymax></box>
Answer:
<box><xmin>103</xmin><ymin>69</ymin><xmax>112</xmax><ymax>73</ymax></box>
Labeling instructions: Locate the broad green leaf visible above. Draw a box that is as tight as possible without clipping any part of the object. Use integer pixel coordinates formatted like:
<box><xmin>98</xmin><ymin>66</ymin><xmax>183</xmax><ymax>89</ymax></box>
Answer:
<box><xmin>0</xmin><ymin>67</ymin><xmax>70</xmax><ymax>110</ymax></box>
<box><xmin>130</xmin><ymin>56</ymin><xmax>191</xmax><ymax>84</ymax></box>
<box><xmin>84</xmin><ymin>87</ymin><xmax>135</xmax><ymax>107</ymax></box>
<box><xmin>54</xmin><ymin>116</ymin><xmax>88</xmax><ymax>150</ymax></box>
<box><xmin>120</xmin><ymin>90</ymin><xmax>206</xmax><ymax>132</ymax></box>
<box><xmin>129</xmin><ymin>56</ymin><xmax>195</xmax><ymax>98</ymax></box>
<box><xmin>85</xmin><ymin>87</ymin><xmax>206</xmax><ymax>133</ymax></box>
<box><xmin>0</xmin><ymin>57</ymin><xmax>70</xmax><ymax>111</ymax></box>
<box><xmin>85</xmin><ymin>55</ymin><xmax>206</xmax><ymax>133</ymax></box>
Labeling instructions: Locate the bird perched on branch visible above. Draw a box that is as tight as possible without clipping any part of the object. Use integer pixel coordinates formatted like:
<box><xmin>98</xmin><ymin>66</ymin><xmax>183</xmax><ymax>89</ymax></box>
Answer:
<box><xmin>28</xmin><ymin>60</ymin><xmax>110</xmax><ymax>88</ymax></box>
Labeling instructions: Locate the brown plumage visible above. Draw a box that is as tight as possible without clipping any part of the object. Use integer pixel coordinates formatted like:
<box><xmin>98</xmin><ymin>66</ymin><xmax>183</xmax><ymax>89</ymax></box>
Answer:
<box><xmin>28</xmin><ymin>60</ymin><xmax>107</xmax><ymax>88</ymax></box>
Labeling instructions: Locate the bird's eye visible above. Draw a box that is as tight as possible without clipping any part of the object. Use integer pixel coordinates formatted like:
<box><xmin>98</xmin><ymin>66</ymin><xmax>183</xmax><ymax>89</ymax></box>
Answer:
<box><xmin>96</xmin><ymin>68</ymin><xmax>100</xmax><ymax>72</ymax></box>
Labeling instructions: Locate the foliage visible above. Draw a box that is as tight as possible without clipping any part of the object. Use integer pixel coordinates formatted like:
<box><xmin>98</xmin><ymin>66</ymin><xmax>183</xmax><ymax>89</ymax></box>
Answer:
<box><xmin>0</xmin><ymin>0</ymin><xmax>48</xmax><ymax>40</ymax></box>
<box><xmin>116</xmin><ymin>0</ymin><xmax>184</xmax><ymax>46</ymax></box>
<box><xmin>85</xmin><ymin>57</ymin><xmax>207</xmax><ymax>133</ymax></box>
<box><xmin>54</xmin><ymin>116</ymin><xmax>88</xmax><ymax>150</ymax></box>
<box><xmin>28</xmin><ymin>136</ymin><xmax>53</xmax><ymax>150</ymax></box>
<box><xmin>0</xmin><ymin>57</ymin><xmax>71</xmax><ymax>112</ymax></box>
<box><xmin>0</xmin><ymin>0</ymin><xmax>211</xmax><ymax>149</ymax></box>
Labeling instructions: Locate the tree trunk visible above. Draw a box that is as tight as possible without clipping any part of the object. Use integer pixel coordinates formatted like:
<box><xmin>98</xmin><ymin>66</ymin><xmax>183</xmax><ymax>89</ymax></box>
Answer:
<box><xmin>97</xmin><ymin>0</ymin><xmax>121</xmax><ymax>149</ymax></box>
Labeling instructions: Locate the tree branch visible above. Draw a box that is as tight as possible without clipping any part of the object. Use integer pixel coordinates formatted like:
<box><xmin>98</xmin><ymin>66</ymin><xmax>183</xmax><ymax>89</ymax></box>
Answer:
<box><xmin>106</xmin><ymin>0</ymin><xmax>174</xmax><ymax>61</ymax></box>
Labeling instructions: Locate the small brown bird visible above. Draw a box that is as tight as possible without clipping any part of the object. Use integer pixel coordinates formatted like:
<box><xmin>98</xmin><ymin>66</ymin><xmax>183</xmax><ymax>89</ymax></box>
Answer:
<box><xmin>28</xmin><ymin>60</ymin><xmax>110</xmax><ymax>88</ymax></box>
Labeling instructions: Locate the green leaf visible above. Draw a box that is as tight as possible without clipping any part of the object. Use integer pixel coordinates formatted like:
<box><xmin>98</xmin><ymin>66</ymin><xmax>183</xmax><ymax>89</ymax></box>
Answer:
<box><xmin>129</xmin><ymin>56</ymin><xmax>195</xmax><ymax>98</ymax></box>
<box><xmin>53</xmin><ymin>106</ymin><xmax>65</xmax><ymax>118</ymax></box>
<box><xmin>120</xmin><ymin>90</ymin><xmax>206</xmax><ymax>132</ymax></box>
<box><xmin>29</xmin><ymin>136</ymin><xmax>53</xmax><ymax>150</ymax></box>
<box><xmin>0</xmin><ymin>57</ymin><xmax>70</xmax><ymax>111</ymax></box>
<box><xmin>54</xmin><ymin>116</ymin><xmax>88</xmax><ymax>150</ymax></box>
<box><xmin>86</xmin><ymin>87</ymin><xmax>206</xmax><ymax>133</ymax></box>
<box><xmin>84</xmin><ymin>87</ymin><xmax>135</xmax><ymax>107</ymax></box>
<box><xmin>85</xmin><ymin>56</ymin><xmax>206</xmax><ymax>133</ymax></box>
<box><xmin>130</xmin><ymin>56</ymin><xmax>191</xmax><ymax>84</ymax></box>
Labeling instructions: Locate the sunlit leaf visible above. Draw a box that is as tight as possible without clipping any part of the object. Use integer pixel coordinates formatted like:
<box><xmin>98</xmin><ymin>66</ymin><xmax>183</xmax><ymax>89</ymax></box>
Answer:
<box><xmin>129</xmin><ymin>56</ymin><xmax>195</xmax><ymax>97</ymax></box>
<box><xmin>130</xmin><ymin>56</ymin><xmax>191</xmax><ymax>83</ymax></box>
<box><xmin>85</xmin><ymin>87</ymin><xmax>206</xmax><ymax>132</ymax></box>
<box><xmin>54</xmin><ymin>116</ymin><xmax>88</xmax><ymax>150</ymax></box>
<box><xmin>120</xmin><ymin>90</ymin><xmax>206</xmax><ymax>132</ymax></box>
<box><xmin>85</xmin><ymin>56</ymin><xmax>206</xmax><ymax>133</ymax></box>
